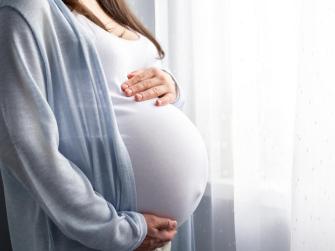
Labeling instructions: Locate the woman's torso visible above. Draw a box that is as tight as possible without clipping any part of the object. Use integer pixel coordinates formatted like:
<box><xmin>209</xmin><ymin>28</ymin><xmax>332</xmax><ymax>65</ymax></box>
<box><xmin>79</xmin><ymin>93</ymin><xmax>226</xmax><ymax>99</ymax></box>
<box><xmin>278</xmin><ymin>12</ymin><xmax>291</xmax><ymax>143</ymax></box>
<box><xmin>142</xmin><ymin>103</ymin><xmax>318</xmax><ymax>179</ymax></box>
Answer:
<box><xmin>73</xmin><ymin>11</ymin><xmax>208</xmax><ymax>226</ymax></box>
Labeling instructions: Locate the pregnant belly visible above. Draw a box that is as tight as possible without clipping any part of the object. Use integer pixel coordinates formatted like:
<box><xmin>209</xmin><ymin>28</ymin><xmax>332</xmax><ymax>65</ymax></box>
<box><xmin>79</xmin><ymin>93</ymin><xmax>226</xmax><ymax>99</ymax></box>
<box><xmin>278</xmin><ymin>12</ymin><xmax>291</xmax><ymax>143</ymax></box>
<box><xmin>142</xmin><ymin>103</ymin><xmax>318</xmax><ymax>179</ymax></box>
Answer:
<box><xmin>114</xmin><ymin>100</ymin><xmax>208</xmax><ymax>226</ymax></box>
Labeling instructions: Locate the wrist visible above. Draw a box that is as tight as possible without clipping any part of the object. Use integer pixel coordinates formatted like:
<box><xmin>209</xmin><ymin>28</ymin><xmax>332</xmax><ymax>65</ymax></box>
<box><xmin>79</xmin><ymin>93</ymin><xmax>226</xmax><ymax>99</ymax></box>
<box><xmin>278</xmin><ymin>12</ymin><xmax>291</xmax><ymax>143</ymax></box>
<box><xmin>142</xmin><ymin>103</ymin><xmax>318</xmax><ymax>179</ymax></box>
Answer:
<box><xmin>161</xmin><ymin>69</ymin><xmax>179</xmax><ymax>102</ymax></box>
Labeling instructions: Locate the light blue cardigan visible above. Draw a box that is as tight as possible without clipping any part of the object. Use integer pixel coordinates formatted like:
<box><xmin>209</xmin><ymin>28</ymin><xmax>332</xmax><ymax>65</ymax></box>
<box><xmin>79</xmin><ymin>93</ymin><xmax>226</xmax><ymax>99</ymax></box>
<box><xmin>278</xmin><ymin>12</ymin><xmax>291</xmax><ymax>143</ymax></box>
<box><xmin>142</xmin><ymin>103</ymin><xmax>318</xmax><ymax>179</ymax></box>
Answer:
<box><xmin>0</xmin><ymin>0</ymin><xmax>187</xmax><ymax>250</ymax></box>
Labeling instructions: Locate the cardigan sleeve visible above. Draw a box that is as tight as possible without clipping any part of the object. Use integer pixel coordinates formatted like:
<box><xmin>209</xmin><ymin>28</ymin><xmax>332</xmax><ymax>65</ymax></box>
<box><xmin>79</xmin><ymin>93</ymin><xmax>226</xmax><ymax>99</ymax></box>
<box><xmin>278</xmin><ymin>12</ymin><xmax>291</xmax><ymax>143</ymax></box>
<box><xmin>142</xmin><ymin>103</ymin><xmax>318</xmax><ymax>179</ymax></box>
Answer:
<box><xmin>149</xmin><ymin>57</ymin><xmax>186</xmax><ymax>110</ymax></box>
<box><xmin>0</xmin><ymin>7</ymin><xmax>146</xmax><ymax>251</ymax></box>
<box><xmin>161</xmin><ymin>67</ymin><xmax>186</xmax><ymax>110</ymax></box>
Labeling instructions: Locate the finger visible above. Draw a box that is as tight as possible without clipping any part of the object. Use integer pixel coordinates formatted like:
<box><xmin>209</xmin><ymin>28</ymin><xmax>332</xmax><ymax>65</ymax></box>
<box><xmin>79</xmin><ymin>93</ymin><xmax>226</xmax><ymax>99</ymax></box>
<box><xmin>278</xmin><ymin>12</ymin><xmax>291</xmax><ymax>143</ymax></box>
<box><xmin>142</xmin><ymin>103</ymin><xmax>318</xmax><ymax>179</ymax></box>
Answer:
<box><xmin>135</xmin><ymin>85</ymin><xmax>170</xmax><ymax>102</ymax></box>
<box><xmin>123</xmin><ymin>68</ymin><xmax>158</xmax><ymax>88</ymax></box>
<box><xmin>153</xmin><ymin>218</ymin><xmax>177</xmax><ymax>232</ymax></box>
<box><xmin>123</xmin><ymin>78</ymin><xmax>161</xmax><ymax>97</ymax></box>
<box><xmin>121</xmin><ymin>70</ymin><xmax>146</xmax><ymax>91</ymax></box>
<box><xmin>127</xmin><ymin>67</ymin><xmax>147</xmax><ymax>77</ymax></box>
<box><xmin>155</xmin><ymin>229</ymin><xmax>178</xmax><ymax>242</ymax></box>
<box><xmin>147</xmin><ymin>227</ymin><xmax>160</xmax><ymax>238</ymax></box>
<box><xmin>155</xmin><ymin>93</ymin><xmax>176</xmax><ymax>106</ymax></box>
<box><xmin>127</xmin><ymin>69</ymin><xmax>144</xmax><ymax>79</ymax></box>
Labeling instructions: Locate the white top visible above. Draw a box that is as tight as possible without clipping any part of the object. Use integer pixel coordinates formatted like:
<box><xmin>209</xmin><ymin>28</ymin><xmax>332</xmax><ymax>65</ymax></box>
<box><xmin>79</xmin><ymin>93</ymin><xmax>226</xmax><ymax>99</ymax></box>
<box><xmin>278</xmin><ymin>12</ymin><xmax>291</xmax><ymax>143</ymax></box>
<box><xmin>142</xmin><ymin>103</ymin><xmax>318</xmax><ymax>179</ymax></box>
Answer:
<box><xmin>73</xmin><ymin>12</ymin><xmax>208</xmax><ymax>226</ymax></box>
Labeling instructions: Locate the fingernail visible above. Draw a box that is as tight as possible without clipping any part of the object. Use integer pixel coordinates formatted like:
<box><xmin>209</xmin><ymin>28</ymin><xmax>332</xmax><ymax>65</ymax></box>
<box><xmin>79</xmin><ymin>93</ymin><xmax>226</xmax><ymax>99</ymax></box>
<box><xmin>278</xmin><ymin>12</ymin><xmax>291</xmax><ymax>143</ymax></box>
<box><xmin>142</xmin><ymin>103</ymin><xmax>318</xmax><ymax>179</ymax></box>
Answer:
<box><xmin>135</xmin><ymin>94</ymin><xmax>142</xmax><ymax>101</ymax></box>
<box><xmin>156</xmin><ymin>100</ymin><xmax>161</xmax><ymax>106</ymax></box>
<box><xmin>122</xmin><ymin>84</ymin><xmax>129</xmax><ymax>90</ymax></box>
<box><xmin>126</xmin><ymin>89</ymin><xmax>132</xmax><ymax>95</ymax></box>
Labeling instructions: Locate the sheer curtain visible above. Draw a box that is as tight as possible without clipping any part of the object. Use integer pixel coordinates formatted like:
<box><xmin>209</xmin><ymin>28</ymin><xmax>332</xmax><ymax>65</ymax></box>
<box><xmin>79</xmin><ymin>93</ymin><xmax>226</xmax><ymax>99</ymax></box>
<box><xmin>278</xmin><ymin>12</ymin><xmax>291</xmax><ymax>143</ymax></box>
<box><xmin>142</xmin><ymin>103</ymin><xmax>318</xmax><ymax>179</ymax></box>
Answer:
<box><xmin>155</xmin><ymin>1</ymin><xmax>234</xmax><ymax>250</ymax></box>
<box><xmin>228</xmin><ymin>0</ymin><xmax>335</xmax><ymax>250</ymax></box>
<box><xmin>153</xmin><ymin>0</ymin><xmax>335</xmax><ymax>250</ymax></box>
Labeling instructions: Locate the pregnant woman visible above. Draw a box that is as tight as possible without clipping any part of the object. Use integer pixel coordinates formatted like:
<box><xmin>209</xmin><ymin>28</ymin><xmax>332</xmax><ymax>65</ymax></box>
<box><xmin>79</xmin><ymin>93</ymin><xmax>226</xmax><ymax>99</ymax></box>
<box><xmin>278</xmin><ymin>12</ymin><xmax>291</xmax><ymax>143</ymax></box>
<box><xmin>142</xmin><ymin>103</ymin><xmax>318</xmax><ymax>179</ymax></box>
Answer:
<box><xmin>0</xmin><ymin>0</ymin><xmax>208</xmax><ymax>251</ymax></box>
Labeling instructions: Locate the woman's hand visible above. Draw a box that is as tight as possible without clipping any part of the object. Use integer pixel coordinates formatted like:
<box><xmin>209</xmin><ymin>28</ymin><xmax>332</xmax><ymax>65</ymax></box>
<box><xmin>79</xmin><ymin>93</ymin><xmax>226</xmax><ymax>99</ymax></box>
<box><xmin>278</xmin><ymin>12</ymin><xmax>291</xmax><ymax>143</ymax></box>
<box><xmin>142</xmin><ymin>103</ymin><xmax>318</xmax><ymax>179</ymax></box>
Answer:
<box><xmin>121</xmin><ymin>67</ymin><xmax>177</xmax><ymax>106</ymax></box>
<box><xmin>135</xmin><ymin>213</ymin><xmax>177</xmax><ymax>251</ymax></box>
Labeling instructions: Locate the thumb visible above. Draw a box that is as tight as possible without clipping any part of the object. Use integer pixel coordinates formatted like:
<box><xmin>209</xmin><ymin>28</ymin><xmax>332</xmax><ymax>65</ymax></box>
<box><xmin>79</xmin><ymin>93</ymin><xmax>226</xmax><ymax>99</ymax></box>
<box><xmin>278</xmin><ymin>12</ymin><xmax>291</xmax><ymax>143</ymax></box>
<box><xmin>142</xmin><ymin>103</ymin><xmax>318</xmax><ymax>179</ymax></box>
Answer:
<box><xmin>127</xmin><ymin>72</ymin><xmax>136</xmax><ymax>78</ymax></box>
<box><xmin>127</xmin><ymin>69</ymin><xmax>145</xmax><ymax>78</ymax></box>
<box><xmin>154</xmin><ymin>217</ymin><xmax>177</xmax><ymax>231</ymax></box>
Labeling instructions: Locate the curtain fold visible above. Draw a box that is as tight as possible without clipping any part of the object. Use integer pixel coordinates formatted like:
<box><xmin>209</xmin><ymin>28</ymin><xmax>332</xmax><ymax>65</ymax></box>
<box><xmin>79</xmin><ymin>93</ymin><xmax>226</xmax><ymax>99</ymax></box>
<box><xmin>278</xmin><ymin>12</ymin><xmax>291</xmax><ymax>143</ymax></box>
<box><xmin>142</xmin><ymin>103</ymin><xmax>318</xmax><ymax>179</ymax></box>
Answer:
<box><xmin>154</xmin><ymin>0</ymin><xmax>234</xmax><ymax>250</ymax></box>
<box><xmin>292</xmin><ymin>1</ymin><xmax>335</xmax><ymax>250</ymax></box>
<box><xmin>231</xmin><ymin>0</ymin><xmax>335</xmax><ymax>250</ymax></box>
<box><xmin>230</xmin><ymin>0</ymin><xmax>299</xmax><ymax>250</ymax></box>
<box><xmin>154</xmin><ymin>0</ymin><xmax>335</xmax><ymax>250</ymax></box>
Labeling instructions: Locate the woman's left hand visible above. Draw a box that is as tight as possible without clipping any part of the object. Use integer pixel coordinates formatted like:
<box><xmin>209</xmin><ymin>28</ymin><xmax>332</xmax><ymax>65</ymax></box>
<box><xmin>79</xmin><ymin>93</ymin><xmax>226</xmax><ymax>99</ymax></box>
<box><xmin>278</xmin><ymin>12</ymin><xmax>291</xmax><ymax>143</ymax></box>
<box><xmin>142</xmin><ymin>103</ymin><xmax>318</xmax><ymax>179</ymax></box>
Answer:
<box><xmin>121</xmin><ymin>67</ymin><xmax>177</xmax><ymax>106</ymax></box>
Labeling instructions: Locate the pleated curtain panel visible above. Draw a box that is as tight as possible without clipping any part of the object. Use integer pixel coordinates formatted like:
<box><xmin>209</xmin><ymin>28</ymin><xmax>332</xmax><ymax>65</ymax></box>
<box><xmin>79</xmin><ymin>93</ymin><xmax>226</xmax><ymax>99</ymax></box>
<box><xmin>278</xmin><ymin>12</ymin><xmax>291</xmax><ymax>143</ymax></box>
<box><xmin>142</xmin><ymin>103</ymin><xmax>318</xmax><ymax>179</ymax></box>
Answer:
<box><xmin>152</xmin><ymin>0</ymin><xmax>335</xmax><ymax>250</ymax></box>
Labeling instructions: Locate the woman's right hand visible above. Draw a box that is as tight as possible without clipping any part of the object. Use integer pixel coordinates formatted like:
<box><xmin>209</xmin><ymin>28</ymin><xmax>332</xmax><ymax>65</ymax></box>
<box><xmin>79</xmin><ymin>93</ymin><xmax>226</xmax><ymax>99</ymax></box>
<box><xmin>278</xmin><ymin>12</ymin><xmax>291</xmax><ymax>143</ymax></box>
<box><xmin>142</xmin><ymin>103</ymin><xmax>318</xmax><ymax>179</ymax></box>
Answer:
<box><xmin>135</xmin><ymin>213</ymin><xmax>178</xmax><ymax>251</ymax></box>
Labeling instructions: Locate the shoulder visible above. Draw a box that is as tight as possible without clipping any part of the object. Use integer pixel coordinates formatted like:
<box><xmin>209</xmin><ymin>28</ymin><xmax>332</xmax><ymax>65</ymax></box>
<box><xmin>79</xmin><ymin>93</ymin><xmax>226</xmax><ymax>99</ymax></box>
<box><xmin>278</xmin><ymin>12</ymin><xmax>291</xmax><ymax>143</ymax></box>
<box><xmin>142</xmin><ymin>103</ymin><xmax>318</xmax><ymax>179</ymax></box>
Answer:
<box><xmin>0</xmin><ymin>0</ymin><xmax>49</xmax><ymax>16</ymax></box>
<box><xmin>0</xmin><ymin>6</ymin><xmax>43</xmax><ymax>70</ymax></box>
<box><xmin>0</xmin><ymin>6</ymin><xmax>42</xmax><ymax>69</ymax></box>
<box><xmin>0</xmin><ymin>5</ymin><xmax>40</xmax><ymax>45</ymax></box>
<box><xmin>0</xmin><ymin>0</ymin><xmax>51</xmax><ymax>38</ymax></box>
<box><xmin>0</xmin><ymin>7</ymin><xmax>31</xmax><ymax>40</ymax></box>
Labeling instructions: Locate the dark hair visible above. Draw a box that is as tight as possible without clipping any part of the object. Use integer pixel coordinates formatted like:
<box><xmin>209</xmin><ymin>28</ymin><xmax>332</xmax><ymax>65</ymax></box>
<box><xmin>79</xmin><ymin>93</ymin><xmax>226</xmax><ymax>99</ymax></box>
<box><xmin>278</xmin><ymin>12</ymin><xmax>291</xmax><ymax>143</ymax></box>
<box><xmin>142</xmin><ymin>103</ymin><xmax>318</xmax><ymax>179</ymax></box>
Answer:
<box><xmin>63</xmin><ymin>0</ymin><xmax>165</xmax><ymax>59</ymax></box>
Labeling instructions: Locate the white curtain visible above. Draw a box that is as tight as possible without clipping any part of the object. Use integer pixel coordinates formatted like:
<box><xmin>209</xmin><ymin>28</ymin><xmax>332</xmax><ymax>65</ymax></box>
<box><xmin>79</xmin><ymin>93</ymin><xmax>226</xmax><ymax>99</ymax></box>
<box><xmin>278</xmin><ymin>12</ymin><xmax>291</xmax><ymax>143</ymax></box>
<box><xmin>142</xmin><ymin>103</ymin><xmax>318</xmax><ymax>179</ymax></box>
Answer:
<box><xmin>154</xmin><ymin>0</ymin><xmax>335</xmax><ymax>250</ymax></box>
<box><xmin>155</xmin><ymin>1</ymin><xmax>235</xmax><ymax>250</ymax></box>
